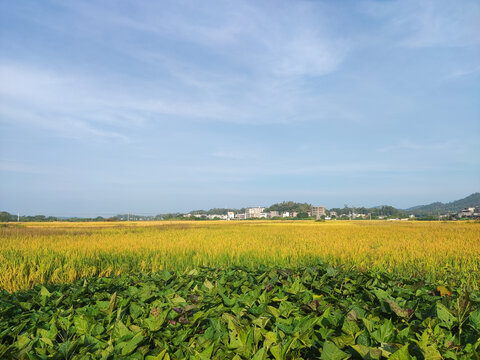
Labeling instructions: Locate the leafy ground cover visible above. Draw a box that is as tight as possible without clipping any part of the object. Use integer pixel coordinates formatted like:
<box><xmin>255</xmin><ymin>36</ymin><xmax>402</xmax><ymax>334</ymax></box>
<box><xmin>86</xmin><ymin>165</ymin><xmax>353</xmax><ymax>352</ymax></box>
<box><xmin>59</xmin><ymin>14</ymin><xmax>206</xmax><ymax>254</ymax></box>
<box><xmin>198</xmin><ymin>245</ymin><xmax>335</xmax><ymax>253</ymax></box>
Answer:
<box><xmin>0</xmin><ymin>264</ymin><xmax>479</xmax><ymax>359</ymax></box>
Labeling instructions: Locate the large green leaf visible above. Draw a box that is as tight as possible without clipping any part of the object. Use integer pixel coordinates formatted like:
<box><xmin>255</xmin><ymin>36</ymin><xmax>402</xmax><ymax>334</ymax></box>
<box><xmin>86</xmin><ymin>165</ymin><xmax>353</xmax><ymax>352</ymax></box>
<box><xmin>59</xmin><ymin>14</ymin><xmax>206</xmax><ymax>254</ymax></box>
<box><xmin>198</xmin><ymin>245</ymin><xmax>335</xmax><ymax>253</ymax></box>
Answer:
<box><xmin>351</xmin><ymin>344</ymin><xmax>382</xmax><ymax>359</ymax></box>
<box><xmin>122</xmin><ymin>332</ymin><xmax>145</xmax><ymax>356</ymax></box>
<box><xmin>321</xmin><ymin>341</ymin><xmax>350</xmax><ymax>360</ymax></box>
<box><xmin>144</xmin><ymin>310</ymin><xmax>169</xmax><ymax>332</ymax></box>
<box><xmin>0</xmin><ymin>264</ymin><xmax>478</xmax><ymax>358</ymax></box>
<box><xmin>73</xmin><ymin>315</ymin><xmax>90</xmax><ymax>335</ymax></box>
<box><xmin>372</xmin><ymin>319</ymin><xmax>394</xmax><ymax>344</ymax></box>
<box><xmin>389</xmin><ymin>344</ymin><xmax>412</xmax><ymax>360</ymax></box>
<box><xmin>468</xmin><ymin>309</ymin><xmax>480</xmax><ymax>330</ymax></box>
<box><xmin>436</xmin><ymin>303</ymin><xmax>456</xmax><ymax>328</ymax></box>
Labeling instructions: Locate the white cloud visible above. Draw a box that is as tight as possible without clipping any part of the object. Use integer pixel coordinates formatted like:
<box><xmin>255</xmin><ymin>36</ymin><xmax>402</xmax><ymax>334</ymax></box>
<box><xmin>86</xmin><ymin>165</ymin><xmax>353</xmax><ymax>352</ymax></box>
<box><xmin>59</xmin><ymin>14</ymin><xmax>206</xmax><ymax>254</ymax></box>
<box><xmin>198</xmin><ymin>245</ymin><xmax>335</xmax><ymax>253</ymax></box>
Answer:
<box><xmin>377</xmin><ymin>139</ymin><xmax>460</xmax><ymax>153</ymax></box>
<box><xmin>183</xmin><ymin>161</ymin><xmax>431</xmax><ymax>179</ymax></box>
<box><xmin>212</xmin><ymin>151</ymin><xmax>249</xmax><ymax>160</ymax></box>
<box><xmin>0</xmin><ymin>159</ymin><xmax>45</xmax><ymax>174</ymax></box>
<box><xmin>0</xmin><ymin>0</ymin><xmax>358</xmax><ymax>142</ymax></box>
<box><xmin>60</xmin><ymin>1</ymin><xmax>349</xmax><ymax>78</ymax></box>
<box><xmin>362</xmin><ymin>0</ymin><xmax>480</xmax><ymax>48</ymax></box>
<box><xmin>0</xmin><ymin>62</ymin><xmax>235</xmax><ymax>139</ymax></box>
<box><xmin>443</xmin><ymin>66</ymin><xmax>480</xmax><ymax>81</ymax></box>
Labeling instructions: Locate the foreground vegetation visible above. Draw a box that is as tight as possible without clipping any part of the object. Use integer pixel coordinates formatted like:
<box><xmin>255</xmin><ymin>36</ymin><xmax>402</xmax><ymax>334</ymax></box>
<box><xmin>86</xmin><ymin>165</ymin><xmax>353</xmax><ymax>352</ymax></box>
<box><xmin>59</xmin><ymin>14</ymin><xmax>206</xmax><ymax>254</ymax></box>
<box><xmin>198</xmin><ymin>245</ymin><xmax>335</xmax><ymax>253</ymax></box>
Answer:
<box><xmin>1</xmin><ymin>221</ymin><xmax>479</xmax><ymax>358</ymax></box>
<box><xmin>1</xmin><ymin>265</ymin><xmax>479</xmax><ymax>359</ymax></box>
<box><xmin>1</xmin><ymin>221</ymin><xmax>479</xmax><ymax>292</ymax></box>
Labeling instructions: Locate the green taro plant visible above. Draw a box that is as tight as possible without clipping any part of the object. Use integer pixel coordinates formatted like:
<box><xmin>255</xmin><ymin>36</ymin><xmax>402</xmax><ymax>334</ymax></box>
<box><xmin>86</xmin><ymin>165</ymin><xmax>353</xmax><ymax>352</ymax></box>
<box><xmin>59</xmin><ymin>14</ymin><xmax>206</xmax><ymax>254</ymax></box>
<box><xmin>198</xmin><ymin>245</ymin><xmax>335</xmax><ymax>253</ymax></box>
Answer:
<box><xmin>0</xmin><ymin>264</ymin><xmax>479</xmax><ymax>359</ymax></box>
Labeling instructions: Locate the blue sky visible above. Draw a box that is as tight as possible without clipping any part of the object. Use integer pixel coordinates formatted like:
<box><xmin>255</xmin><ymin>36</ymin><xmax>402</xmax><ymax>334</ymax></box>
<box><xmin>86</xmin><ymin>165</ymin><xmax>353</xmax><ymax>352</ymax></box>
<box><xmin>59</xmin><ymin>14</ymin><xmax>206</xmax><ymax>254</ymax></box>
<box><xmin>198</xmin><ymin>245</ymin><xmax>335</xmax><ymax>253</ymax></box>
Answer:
<box><xmin>0</xmin><ymin>0</ymin><xmax>479</xmax><ymax>216</ymax></box>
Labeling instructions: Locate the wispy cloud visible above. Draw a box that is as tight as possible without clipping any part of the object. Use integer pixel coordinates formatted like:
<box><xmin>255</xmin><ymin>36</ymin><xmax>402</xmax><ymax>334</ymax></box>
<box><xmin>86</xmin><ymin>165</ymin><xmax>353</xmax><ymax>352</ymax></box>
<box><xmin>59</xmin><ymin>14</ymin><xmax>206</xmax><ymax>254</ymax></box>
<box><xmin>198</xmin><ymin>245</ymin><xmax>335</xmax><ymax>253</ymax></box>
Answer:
<box><xmin>0</xmin><ymin>0</ymin><xmax>359</xmax><ymax>144</ymax></box>
<box><xmin>0</xmin><ymin>160</ymin><xmax>45</xmax><ymax>174</ymax></box>
<box><xmin>443</xmin><ymin>66</ymin><xmax>480</xmax><ymax>81</ymax></box>
<box><xmin>182</xmin><ymin>161</ymin><xmax>433</xmax><ymax>180</ymax></box>
<box><xmin>61</xmin><ymin>1</ymin><xmax>349</xmax><ymax>77</ymax></box>
<box><xmin>362</xmin><ymin>0</ymin><xmax>480</xmax><ymax>48</ymax></box>
<box><xmin>1</xmin><ymin>0</ymin><xmax>478</xmax><ymax>213</ymax></box>
<box><xmin>377</xmin><ymin>140</ymin><xmax>460</xmax><ymax>153</ymax></box>
<box><xmin>212</xmin><ymin>151</ymin><xmax>250</xmax><ymax>160</ymax></box>
<box><xmin>0</xmin><ymin>62</ymin><xmax>235</xmax><ymax>139</ymax></box>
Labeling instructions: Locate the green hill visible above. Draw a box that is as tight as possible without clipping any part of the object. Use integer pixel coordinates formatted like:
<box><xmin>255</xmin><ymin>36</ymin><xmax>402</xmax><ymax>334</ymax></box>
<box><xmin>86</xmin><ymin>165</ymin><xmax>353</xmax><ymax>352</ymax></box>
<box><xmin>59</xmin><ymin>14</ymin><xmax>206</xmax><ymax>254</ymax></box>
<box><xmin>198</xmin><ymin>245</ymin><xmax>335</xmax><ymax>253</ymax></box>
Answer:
<box><xmin>407</xmin><ymin>192</ymin><xmax>480</xmax><ymax>215</ymax></box>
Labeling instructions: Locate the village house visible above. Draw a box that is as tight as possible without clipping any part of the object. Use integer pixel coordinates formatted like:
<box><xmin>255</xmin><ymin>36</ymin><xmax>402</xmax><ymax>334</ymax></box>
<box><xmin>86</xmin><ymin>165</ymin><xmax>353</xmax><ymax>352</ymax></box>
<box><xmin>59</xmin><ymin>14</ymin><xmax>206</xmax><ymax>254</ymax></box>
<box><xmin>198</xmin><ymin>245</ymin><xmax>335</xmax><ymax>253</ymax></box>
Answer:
<box><xmin>245</xmin><ymin>207</ymin><xmax>265</xmax><ymax>219</ymax></box>
<box><xmin>311</xmin><ymin>206</ymin><xmax>326</xmax><ymax>220</ymax></box>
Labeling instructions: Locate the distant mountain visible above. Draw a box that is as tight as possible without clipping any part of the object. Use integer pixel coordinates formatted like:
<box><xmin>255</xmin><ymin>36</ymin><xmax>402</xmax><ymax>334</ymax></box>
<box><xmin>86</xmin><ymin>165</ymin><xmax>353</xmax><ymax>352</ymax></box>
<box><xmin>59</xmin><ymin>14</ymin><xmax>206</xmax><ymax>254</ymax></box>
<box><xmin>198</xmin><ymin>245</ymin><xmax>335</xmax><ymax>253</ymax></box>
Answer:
<box><xmin>407</xmin><ymin>193</ymin><xmax>480</xmax><ymax>215</ymax></box>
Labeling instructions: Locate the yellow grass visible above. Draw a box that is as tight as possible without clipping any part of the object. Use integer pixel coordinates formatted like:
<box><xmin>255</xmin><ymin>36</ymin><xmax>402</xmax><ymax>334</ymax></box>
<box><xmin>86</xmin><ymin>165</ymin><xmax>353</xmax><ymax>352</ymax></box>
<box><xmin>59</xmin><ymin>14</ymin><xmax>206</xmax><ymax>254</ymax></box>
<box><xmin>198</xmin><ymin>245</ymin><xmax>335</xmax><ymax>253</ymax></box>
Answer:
<box><xmin>0</xmin><ymin>220</ymin><xmax>479</xmax><ymax>292</ymax></box>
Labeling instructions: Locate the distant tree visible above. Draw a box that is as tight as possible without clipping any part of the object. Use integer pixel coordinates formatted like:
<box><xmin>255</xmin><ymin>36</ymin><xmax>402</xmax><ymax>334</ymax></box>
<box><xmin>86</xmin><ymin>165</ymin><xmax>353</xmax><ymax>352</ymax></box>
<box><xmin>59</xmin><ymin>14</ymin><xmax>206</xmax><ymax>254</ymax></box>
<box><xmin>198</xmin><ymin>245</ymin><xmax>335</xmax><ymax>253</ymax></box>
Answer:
<box><xmin>0</xmin><ymin>211</ymin><xmax>13</xmax><ymax>222</ymax></box>
<box><xmin>266</xmin><ymin>201</ymin><xmax>312</xmax><ymax>214</ymax></box>
<box><xmin>296</xmin><ymin>212</ymin><xmax>309</xmax><ymax>219</ymax></box>
<box><xmin>329</xmin><ymin>208</ymin><xmax>344</xmax><ymax>215</ymax></box>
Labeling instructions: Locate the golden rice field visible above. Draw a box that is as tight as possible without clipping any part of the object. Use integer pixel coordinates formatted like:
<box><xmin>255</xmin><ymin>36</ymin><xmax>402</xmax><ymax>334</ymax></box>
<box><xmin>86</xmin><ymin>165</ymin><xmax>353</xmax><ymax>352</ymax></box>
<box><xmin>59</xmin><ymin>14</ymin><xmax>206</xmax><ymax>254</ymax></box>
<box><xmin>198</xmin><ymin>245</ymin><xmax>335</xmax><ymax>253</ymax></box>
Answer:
<box><xmin>0</xmin><ymin>220</ymin><xmax>479</xmax><ymax>292</ymax></box>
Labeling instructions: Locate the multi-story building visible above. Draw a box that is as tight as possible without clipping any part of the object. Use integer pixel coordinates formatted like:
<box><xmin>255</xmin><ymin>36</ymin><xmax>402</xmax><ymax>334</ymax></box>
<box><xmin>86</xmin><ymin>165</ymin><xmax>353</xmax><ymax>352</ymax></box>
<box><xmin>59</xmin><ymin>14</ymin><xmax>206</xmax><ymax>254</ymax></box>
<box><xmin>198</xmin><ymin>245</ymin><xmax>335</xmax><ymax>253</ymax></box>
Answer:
<box><xmin>207</xmin><ymin>214</ymin><xmax>228</xmax><ymax>220</ymax></box>
<box><xmin>245</xmin><ymin>207</ymin><xmax>265</xmax><ymax>219</ymax></box>
<box><xmin>459</xmin><ymin>207</ymin><xmax>476</xmax><ymax>218</ymax></box>
<box><xmin>474</xmin><ymin>207</ymin><xmax>480</xmax><ymax>219</ymax></box>
<box><xmin>269</xmin><ymin>211</ymin><xmax>280</xmax><ymax>218</ymax></box>
<box><xmin>227</xmin><ymin>212</ymin><xmax>235</xmax><ymax>220</ymax></box>
<box><xmin>311</xmin><ymin>206</ymin><xmax>326</xmax><ymax>220</ymax></box>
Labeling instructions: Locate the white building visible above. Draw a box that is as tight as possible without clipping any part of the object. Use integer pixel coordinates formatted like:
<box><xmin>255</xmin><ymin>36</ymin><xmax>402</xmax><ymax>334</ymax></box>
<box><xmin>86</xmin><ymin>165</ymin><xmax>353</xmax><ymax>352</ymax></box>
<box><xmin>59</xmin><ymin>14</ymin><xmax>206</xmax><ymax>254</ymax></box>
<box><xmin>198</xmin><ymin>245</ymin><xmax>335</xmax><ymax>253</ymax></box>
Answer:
<box><xmin>269</xmin><ymin>211</ymin><xmax>280</xmax><ymax>218</ymax></box>
<box><xmin>227</xmin><ymin>212</ymin><xmax>235</xmax><ymax>220</ymax></box>
<box><xmin>245</xmin><ymin>207</ymin><xmax>265</xmax><ymax>219</ymax></box>
<box><xmin>459</xmin><ymin>208</ymin><xmax>475</xmax><ymax>218</ymax></box>
<box><xmin>474</xmin><ymin>207</ymin><xmax>480</xmax><ymax>218</ymax></box>
<box><xmin>207</xmin><ymin>214</ymin><xmax>227</xmax><ymax>220</ymax></box>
